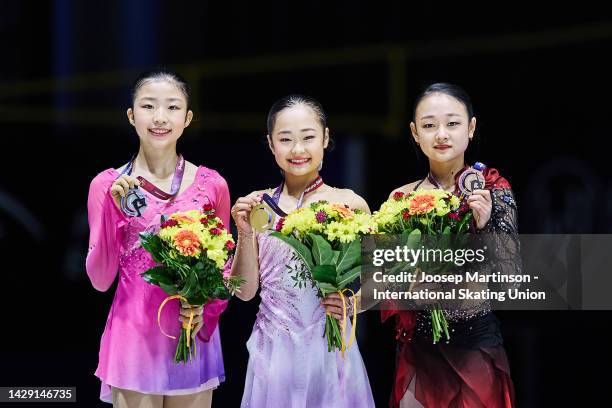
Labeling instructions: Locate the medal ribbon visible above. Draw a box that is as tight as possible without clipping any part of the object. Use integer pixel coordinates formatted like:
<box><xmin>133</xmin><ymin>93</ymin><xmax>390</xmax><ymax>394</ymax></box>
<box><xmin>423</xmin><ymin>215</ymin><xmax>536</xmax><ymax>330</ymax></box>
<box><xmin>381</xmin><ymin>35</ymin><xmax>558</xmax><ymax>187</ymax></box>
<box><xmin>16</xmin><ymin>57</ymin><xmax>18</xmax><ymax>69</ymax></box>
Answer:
<box><xmin>271</xmin><ymin>175</ymin><xmax>323</xmax><ymax>211</ymax></box>
<box><xmin>259</xmin><ymin>175</ymin><xmax>324</xmax><ymax>219</ymax></box>
<box><xmin>427</xmin><ymin>165</ymin><xmax>468</xmax><ymax>197</ymax></box>
<box><xmin>120</xmin><ymin>154</ymin><xmax>186</xmax><ymax>200</ymax></box>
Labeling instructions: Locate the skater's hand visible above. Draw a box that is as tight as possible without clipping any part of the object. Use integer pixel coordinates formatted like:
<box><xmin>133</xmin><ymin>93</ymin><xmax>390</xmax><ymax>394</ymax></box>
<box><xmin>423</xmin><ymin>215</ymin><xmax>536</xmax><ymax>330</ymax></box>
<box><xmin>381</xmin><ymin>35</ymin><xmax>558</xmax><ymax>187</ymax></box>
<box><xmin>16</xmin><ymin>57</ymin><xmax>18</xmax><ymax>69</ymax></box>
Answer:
<box><xmin>179</xmin><ymin>300</ymin><xmax>204</xmax><ymax>341</ymax></box>
<box><xmin>231</xmin><ymin>193</ymin><xmax>262</xmax><ymax>235</ymax></box>
<box><xmin>321</xmin><ymin>292</ymin><xmax>357</xmax><ymax>323</ymax></box>
<box><xmin>110</xmin><ymin>174</ymin><xmax>140</xmax><ymax>209</ymax></box>
<box><xmin>467</xmin><ymin>189</ymin><xmax>492</xmax><ymax>230</ymax></box>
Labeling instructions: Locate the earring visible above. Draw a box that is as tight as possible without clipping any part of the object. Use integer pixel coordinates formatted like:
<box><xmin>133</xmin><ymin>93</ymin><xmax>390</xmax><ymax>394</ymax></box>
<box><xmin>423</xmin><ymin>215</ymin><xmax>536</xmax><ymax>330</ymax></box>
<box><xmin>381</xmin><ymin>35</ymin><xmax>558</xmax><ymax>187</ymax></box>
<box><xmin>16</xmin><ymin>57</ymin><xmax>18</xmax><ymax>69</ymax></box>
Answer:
<box><xmin>317</xmin><ymin>160</ymin><xmax>323</xmax><ymax>172</ymax></box>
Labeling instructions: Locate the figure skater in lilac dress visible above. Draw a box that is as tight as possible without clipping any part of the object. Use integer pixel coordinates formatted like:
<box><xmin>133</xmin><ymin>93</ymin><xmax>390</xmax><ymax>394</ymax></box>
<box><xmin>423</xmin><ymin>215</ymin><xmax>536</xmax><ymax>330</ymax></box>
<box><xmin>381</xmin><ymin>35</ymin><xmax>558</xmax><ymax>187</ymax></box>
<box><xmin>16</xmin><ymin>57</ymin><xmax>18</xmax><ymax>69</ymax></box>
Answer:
<box><xmin>230</xmin><ymin>95</ymin><xmax>375</xmax><ymax>408</ymax></box>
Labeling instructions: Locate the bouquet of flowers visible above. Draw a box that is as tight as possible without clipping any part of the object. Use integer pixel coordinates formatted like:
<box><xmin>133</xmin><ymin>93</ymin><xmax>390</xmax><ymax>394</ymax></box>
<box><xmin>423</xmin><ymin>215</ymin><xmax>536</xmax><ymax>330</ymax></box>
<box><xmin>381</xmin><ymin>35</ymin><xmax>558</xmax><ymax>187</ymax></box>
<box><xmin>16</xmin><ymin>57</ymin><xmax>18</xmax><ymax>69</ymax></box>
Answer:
<box><xmin>271</xmin><ymin>201</ymin><xmax>376</xmax><ymax>353</ymax></box>
<box><xmin>140</xmin><ymin>205</ymin><xmax>244</xmax><ymax>363</ymax></box>
<box><xmin>373</xmin><ymin>190</ymin><xmax>473</xmax><ymax>343</ymax></box>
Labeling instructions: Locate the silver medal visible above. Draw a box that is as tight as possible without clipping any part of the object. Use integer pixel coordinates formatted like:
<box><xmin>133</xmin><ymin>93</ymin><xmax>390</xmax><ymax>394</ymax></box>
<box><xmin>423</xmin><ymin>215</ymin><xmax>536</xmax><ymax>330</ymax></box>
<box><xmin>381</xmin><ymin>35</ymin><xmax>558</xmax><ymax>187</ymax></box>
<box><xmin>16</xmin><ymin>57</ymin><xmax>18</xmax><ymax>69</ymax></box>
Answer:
<box><xmin>121</xmin><ymin>188</ymin><xmax>148</xmax><ymax>217</ymax></box>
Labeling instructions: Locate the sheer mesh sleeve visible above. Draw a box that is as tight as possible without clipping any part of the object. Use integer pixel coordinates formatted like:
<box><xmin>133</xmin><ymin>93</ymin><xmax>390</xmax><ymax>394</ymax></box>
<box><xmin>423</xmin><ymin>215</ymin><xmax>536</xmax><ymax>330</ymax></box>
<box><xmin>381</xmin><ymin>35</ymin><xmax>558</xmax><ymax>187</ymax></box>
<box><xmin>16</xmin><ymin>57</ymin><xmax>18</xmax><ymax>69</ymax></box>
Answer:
<box><xmin>479</xmin><ymin>187</ymin><xmax>522</xmax><ymax>290</ymax></box>
<box><xmin>448</xmin><ymin>186</ymin><xmax>522</xmax><ymax>315</ymax></box>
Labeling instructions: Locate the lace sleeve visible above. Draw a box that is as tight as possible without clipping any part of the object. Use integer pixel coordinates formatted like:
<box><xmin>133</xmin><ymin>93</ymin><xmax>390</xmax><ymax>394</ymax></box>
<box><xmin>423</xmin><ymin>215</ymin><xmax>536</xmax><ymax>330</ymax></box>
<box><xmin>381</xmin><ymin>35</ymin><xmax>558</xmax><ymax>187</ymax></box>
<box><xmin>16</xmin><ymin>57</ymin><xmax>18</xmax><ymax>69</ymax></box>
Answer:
<box><xmin>445</xmin><ymin>187</ymin><xmax>521</xmax><ymax>315</ymax></box>
<box><xmin>478</xmin><ymin>187</ymin><xmax>522</xmax><ymax>291</ymax></box>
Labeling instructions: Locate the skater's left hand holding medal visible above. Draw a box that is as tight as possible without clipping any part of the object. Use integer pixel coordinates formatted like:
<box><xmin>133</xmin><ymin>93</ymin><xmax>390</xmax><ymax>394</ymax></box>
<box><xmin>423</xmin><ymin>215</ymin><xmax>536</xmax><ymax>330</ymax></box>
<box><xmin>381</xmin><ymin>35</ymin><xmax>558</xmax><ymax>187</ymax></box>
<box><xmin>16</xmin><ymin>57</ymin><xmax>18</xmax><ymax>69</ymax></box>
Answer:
<box><xmin>110</xmin><ymin>174</ymin><xmax>141</xmax><ymax>210</ymax></box>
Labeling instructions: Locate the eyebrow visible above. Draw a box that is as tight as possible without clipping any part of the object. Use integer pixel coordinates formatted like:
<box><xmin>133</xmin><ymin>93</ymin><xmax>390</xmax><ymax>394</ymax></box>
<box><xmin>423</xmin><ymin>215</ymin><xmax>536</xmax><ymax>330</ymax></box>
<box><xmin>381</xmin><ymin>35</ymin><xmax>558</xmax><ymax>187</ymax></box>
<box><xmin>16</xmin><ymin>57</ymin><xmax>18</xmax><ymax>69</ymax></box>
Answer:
<box><xmin>420</xmin><ymin>113</ymin><xmax>463</xmax><ymax>120</ymax></box>
<box><xmin>277</xmin><ymin>128</ymin><xmax>317</xmax><ymax>135</ymax></box>
<box><xmin>139</xmin><ymin>97</ymin><xmax>184</xmax><ymax>103</ymax></box>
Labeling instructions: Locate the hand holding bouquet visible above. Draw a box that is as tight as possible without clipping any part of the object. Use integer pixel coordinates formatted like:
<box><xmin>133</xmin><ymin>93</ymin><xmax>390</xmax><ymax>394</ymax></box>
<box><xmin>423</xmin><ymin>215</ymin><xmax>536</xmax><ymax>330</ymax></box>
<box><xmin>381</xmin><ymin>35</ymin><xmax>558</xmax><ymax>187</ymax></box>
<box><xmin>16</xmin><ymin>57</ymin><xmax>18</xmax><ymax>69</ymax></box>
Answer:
<box><xmin>140</xmin><ymin>205</ymin><xmax>244</xmax><ymax>363</ymax></box>
<box><xmin>373</xmin><ymin>190</ymin><xmax>472</xmax><ymax>343</ymax></box>
<box><xmin>271</xmin><ymin>201</ymin><xmax>376</xmax><ymax>353</ymax></box>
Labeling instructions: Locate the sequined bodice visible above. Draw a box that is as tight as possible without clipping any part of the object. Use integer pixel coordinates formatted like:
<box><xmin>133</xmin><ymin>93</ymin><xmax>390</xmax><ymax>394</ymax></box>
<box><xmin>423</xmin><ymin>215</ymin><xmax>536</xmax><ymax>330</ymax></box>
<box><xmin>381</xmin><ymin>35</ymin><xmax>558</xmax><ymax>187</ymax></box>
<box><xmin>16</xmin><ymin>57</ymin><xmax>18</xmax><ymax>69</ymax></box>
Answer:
<box><xmin>117</xmin><ymin>166</ymin><xmax>216</xmax><ymax>278</ymax></box>
<box><xmin>254</xmin><ymin>232</ymin><xmax>325</xmax><ymax>335</ymax></box>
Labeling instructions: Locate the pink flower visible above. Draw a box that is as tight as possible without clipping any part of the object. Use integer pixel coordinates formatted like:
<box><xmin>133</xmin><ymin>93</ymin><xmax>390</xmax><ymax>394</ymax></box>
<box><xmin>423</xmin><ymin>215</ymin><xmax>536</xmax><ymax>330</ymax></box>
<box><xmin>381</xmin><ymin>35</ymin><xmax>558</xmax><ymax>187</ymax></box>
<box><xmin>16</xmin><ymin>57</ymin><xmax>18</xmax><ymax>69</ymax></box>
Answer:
<box><xmin>225</xmin><ymin>240</ymin><xmax>235</xmax><ymax>251</ymax></box>
<box><xmin>316</xmin><ymin>211</ymin><xmax>328</xmax><ymax>223</ymax></box>
<box><xmin>209</xmin><ymin>227</ymin><xmax>221</xmax><ymax>236</ymax></box>
<box><xmin>393</xmin><ymin>191</ymin><xmax>405</xmax><ymax>201</ymax></box>
<box><xmin>203</xmin><ymin>204</ymin><xmax>213</xmax><ymax>212</ymax></box>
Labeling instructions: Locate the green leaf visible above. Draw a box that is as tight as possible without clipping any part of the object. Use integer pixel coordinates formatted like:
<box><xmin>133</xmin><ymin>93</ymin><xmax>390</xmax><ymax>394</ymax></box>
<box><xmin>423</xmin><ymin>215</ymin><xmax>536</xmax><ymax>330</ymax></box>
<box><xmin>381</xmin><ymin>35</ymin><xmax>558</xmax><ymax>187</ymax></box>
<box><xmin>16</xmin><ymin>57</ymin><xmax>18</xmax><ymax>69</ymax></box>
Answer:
<box><xmin>179</xmin><ymin>273</ymin><xmax>197</xmax><ymax>299</ymax></box>
<box><xmin>309</xmin><ymin>233</ymin><xmax>334</xmax><ymax>265</ymax></box>
<box><xmin>159</xmin><ymin>282</ymin><xmax>178</xmax><ymax>295</ymax></box>
<box><xmin>331</xmin><ymin>250</ymin><xmax>340</xmax><ymax>265</ymax></box>
<box><xmin>140</xmin><ymin>234</ymin><xmax>164</xmax><ymax>263</ymax></box>
<box><xmin>141</xmin><ymin>266</ymin><xmax>173</xmax><ymax>285</ymax></box>
<box><xmin>318</xmin><ymin>282</ymin><xmax>338</xmax><ymax>295</ymax></box>
<box><xmin>336</xmin><ymin>265</ymin><xmax>361</xmax><ymax>289</ymax></box>
<box><xmin>457</xmin><ymin>212</ymin><xmax>473</xmax><ymax>233</ymax></box>
<box><xmin>312</xmin><ymin>264</ymin><xmax>337</xmax><ymax>285</ymax></box>
<box><xmin>336</xmin><ymin>239</ymin><xmax>361</xmax><ymax>274</ymax></box>
<box><xmin>405</xmin><ymin>229</ymin><xmax>422</xmax><ymax>250</ymax></box>
<box><xmin>270</xmin><ymin>232</ymin><xmax>314</xmax><ymax>270</ymax></box>
<box><xmin>189</xmin><ymin>293</ymin><xmax>207</xmax><ymax>305</ymax></box>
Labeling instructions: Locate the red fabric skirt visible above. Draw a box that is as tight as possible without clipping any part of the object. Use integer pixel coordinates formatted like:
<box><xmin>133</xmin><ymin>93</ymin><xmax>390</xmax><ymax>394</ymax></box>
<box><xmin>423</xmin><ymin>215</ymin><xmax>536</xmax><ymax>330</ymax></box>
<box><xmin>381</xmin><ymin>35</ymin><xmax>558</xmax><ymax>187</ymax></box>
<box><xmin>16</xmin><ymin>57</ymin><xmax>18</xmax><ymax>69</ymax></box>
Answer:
<box><xmin>384</xmin><ymin>311</ymin><xmax>515</xmax><ymax>408</ymax></box>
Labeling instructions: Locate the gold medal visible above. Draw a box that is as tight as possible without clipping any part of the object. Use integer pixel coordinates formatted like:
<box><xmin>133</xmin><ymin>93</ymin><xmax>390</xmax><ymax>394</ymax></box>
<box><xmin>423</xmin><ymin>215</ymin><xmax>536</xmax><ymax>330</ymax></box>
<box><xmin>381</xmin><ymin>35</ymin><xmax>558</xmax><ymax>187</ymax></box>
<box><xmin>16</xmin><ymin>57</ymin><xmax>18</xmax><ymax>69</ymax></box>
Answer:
<box><xmin>250</xmin><ymin>204</ymin><xmax>275</xmax><ymax>232</ymax></box>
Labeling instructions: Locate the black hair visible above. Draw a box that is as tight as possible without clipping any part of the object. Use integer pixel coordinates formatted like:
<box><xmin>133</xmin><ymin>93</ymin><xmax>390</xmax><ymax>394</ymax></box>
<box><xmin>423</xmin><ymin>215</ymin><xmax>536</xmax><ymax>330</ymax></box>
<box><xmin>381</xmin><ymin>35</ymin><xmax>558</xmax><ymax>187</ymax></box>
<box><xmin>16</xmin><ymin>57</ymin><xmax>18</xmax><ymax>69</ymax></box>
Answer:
<box><xmin>412</xmin><ymin>82</ymin><xmax>474</xmax><ymax>121</ymax></box>
<box><xmin>266</xmin><ymin>94</ymin><xmax>334</xmax><ymax>151</ymax></box>
<box><xmin>131</xmin><ymin>69</ymin><xmax>191</xmax><ymax>110</ymax></box>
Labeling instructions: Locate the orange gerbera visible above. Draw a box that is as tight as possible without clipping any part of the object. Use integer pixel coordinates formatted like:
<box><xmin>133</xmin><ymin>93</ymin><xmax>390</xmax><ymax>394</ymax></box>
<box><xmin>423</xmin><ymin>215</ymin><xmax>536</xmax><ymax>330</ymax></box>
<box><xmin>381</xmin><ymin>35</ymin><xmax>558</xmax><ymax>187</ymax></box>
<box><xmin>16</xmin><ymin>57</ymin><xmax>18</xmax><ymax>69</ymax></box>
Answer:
<box><xmin>170</xmin><ymin>214</ymin><xmax>196</xmax><ymax>224</ymax></box>
<box><xmin>173</xmin><ymin>230</ymin><xmax>201</xmax><ymax>256</ymax></box>
<box><xmin>331</xmin><ymin>204</ymin><xmax>354</xmax><ymax>220</ymax></box>
<box><xmin>408</xmin><ymin>194</ymin><xmax>436</xmax><ymax>215</ymax></box>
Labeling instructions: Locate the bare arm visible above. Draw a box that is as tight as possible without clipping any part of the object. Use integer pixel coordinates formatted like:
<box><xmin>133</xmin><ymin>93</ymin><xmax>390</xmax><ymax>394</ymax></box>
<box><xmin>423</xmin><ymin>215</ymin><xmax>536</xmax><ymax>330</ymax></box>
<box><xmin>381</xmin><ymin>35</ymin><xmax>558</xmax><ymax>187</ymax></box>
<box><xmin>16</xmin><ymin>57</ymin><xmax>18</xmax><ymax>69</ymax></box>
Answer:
<box><xmin>229</xmin><ymin>192</ymin><xmax>263</xmax><ymax>301</ymax></box>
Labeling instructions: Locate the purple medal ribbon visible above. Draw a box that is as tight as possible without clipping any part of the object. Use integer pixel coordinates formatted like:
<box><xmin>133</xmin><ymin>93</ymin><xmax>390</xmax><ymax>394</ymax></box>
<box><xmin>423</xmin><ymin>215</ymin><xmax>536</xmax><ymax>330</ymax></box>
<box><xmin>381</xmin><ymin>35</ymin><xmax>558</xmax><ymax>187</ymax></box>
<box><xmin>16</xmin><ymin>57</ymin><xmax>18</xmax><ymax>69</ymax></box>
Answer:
<box><xmin>260</xmin><ymin>175</ymin><xmax>324</xmax><ymax>218</ymax></box>
<box><xmin>118</xmin><ymin>154</ymin><xmax>186</xmax><ymax>216</ymax></box>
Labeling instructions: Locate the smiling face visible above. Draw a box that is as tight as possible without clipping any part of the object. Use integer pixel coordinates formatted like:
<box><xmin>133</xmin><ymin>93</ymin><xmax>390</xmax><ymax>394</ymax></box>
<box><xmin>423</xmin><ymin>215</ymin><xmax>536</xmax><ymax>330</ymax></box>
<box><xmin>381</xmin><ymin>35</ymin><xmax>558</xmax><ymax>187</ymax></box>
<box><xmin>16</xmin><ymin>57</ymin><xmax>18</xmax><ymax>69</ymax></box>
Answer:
<box><xmin>127</xmin><ymin>80</ymin><xmax>193</xmax><ymax>150</ymax></box>
<box><xmin>410</xmin><ymin>92</ymin><xmax>476</xmax><ymax>165</ymax></box>
<box><xmin>268</xmin><ymin>104</ymin><xmax>329</xmax><ymax>177</ymax></box>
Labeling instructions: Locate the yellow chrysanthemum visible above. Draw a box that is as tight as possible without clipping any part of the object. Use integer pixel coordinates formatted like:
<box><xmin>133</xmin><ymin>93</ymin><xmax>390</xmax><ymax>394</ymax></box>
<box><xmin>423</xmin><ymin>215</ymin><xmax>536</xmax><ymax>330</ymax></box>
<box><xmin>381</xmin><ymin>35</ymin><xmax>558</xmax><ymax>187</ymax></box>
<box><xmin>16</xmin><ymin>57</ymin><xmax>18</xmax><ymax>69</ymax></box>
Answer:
<box><xmin>449</xmin><ymin>195</ymin><xmax>460</xmax><ymax>210</ymax></box>
<box><xmin>159</xmin><ymin>225</ymin><xmax>181</xmax><ymax>241</ymax></box>
<box><xmin>324</xmin><ymin>221</ymin><xmax>343</xmax><ymax>242</ymax></box>
<box><xmin>434</xmin><ymin>199</ymin><xmax>450</xmax><ymax>216</ymax></box>
<box><xmin>436</xmin><ymin>206</ymin><xmax>450</xmax><ymax>217</ymax></box>
<box><xmin>281</xmin><ymin>208</ymin><xmax>320</xmax><ymax>238</ymax></box>
<box><xmin>207</xmin><ymin>249</ymin><xmax>227</xmax><ymax>268</ymax></box>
